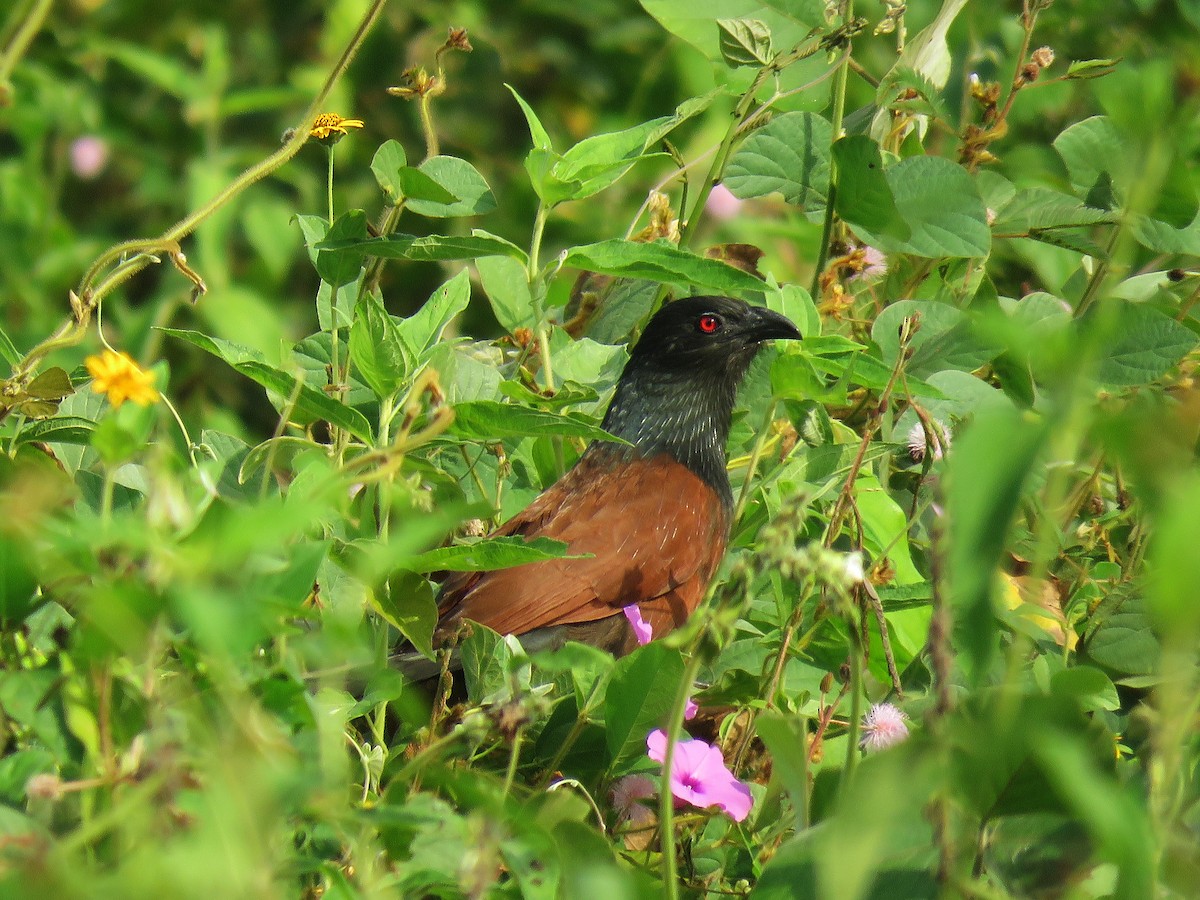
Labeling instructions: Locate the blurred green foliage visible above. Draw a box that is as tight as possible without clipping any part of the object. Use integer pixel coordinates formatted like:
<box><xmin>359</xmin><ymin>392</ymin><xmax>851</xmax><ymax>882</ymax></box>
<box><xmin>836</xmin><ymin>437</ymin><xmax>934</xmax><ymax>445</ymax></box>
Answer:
<box><xmin>2</xmin><ymin>0</ymin><xmax>1200</xmax><ymax>896</ymax></box>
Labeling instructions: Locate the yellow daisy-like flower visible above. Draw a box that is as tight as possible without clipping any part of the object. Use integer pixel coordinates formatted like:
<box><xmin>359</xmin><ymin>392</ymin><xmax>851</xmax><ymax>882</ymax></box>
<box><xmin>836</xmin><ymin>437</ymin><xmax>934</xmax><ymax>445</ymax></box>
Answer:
<box><xmin>309</xmin><ymin>113</ymin><xmax>364</xmax><ymax>143</ymax></box>
<box><xmin>85</xmin><ymin>349</ymin><xmax>159</xmax><ymax>408</ymax></box>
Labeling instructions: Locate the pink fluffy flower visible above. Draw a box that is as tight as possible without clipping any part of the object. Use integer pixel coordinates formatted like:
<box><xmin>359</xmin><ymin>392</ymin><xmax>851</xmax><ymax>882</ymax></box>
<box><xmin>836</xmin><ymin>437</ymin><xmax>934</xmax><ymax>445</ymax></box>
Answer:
<box><xmin>646</xmin><ymin>729</ymin><xmax>753</xmax><ymax>821</ymax></box>
<box><xmin>623</xmin><ymin>605</ymin><xmax>653</xmax><ymax>645</ymax></box>
<box><xmin>610</xmin><ymin>774</ymin><xmax>657</xmax><ymax>829</ymax></box>
<box><xmin>859</xmin><ymin>702</ymin><xmax>910</xmax><ymax>752</ymax></box>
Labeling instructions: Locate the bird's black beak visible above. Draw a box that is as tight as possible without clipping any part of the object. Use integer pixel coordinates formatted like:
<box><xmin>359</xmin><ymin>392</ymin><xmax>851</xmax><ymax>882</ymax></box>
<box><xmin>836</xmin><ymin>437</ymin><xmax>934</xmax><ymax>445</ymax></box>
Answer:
<box><xmin>744</xmin><ymin>305</ymin><xmax>802</xmax><ymax>344</ymax></box>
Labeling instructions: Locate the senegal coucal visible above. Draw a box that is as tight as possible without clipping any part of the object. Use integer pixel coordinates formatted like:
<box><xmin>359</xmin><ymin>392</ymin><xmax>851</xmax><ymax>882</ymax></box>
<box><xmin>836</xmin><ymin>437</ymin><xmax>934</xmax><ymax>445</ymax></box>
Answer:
<box><xmin>412</xmin><ymin>295</ymin><xmax>799</xmax><ymax>668</ymax></box>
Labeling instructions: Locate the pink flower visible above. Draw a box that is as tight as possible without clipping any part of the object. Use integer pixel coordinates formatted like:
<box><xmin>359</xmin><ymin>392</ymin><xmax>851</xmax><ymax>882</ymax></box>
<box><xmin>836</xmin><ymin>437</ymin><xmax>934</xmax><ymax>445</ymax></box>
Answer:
<box><xmin>70</xmin><ymin>136</ymin><xmax>109</xmax><ymax>179</ymax></box>
<box><xmin>623</xmin><ymin>604</ymin><xmax>653</xmax><ymax>645</ymax></box>
<box><xmin>706</xmin><ymin>183</ymin><xmax>744</xmax><ymax>221</ymax></box>
<box><xmin>860</xmin><ymin>703</ymin><xmax>910</xmax><ymax>752</ymax></box>
<box><xmin>849</xmin><ymin>244</ymin><xmax>888</xmax><ymax>282</ymax></box>
<box><xmin>646</xmin><ymin>729</ymin><xmax>753</xmax><ymax>821</ymax></box>
<box><xmin>684</xmin><ymin>697</ymin><xmax>698</xmax><ymax>720</ymax></box>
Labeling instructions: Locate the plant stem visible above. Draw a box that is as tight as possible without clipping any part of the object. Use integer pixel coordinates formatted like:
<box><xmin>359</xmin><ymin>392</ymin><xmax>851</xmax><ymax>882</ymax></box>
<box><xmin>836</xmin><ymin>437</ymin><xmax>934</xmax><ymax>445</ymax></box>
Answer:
<box><xmin>659</xmin><ymin>649</ymin><xmax>705</xmax><ymax>898</ymax></box>
<box><xmin>810</xmin><ymin>0</ymin><xmax>855</xmax><ymax>299</ymax></box>
<box><xmin>840</xmin><ymin>621</ymin><xmax>864</xmax><ymax>787</ymax></box>
<box><xmin>0</xmin><ymin>0</ymin><xmax>51</xmax><ymax>95</ymax></box>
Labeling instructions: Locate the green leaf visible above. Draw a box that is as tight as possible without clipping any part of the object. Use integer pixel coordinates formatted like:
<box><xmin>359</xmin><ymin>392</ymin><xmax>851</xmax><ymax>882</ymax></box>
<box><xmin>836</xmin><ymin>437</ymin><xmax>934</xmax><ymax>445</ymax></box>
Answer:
<box><xmin>319</xmin><ymin>230</ymin><xmax>527</xmax><ymax>264</ymax></box>
<box><xmin>394</xmin><ymin>165</ymin><xmax>458</xmax><ymax>204</ymax></box>
<box><xmin>24</xmin><ymin>368</ymin><xmax>73</xmax><ymax>400</ymax></box>
<box><xmin>161</xmin><ymin>329</ymin><xmax>373</xmax><ymax>442</ymax></box>
<box><xmin>315</xmin><ymin>209</ymin><xmax>368</xmax><ymax>287</ymax></box>
<box><xmin>0</xmin><ymin>535</ymin><xmax>42</xmax><ymax>627</ymax></box>
<box><xmin>1081</xmin><ymin>591</ymin><xmax>1161</xmax><ymax>676</ymax></box>
<box><xmin>1065</xmin><ymin>57</ymin><xmax>1122</xmax><ymax>80</ymax></box>
<box><xmin>564</xmin><ymin>240</ymin><xmax>765</xmax><ymax>296</ymax></box>
<box><xmin>638</xmin><ymin>0</ymin><xmax>825</xmax><ymax>65</ymax></box>
<box><xmin>1093</xmin><ymin>302</ymin><xmax>1198</xmax><ymax>387</ymax></box>
<box><xmin>1049</xmin><ymin>666</ymin><xmax>1120</xmax><ymax>712</ymax></box>
<box><xmin>991</xmin><ymin>188</ymin><xmax>1120</xmax><ymax>235</ymax></box>
<box><xmin>506</xmin><ymin>83</ymin><xmax>554</xmax><ymax>151</ymax></box>
<box><xmin>401</xmin><ymin>536</ymin><xmax>576</xmax><ymax>573</ymax></box>
<box><xmin>370</xmin><ymin>138</ymin><xmax>408</xmax><ymax>200</ymax></box>
<box><xmin>371</xmin><ymin>570</ymin><xmax>437</xmax><ymax>658</ymax></box>
<box><xmin>406</xmin><ymin>156</ymin><xmax>496</xmax><ymax>217</ymax></box>
<box><xmin>14</xmin><ymin>416</ymin><xmax>95</xmax><ymax>447</ymax></box>
<box><xmin>832</xmin><ymin>136</ymin><xmax>909</xmax><ymax>241</ymax></box>
<box><xmin>725</xmin><ymin>112</ymin><xmax>832</xmax><ymax>212</ymax></box>
<box><xmin>477</xmin><ymin>255</ymin><xmax>536</xmax><ymax>333</ymax></box>
<box><xmin>945</xmin><ymin>408</ymin><xmax>1049</xmax><ymax>685</ymax></box>
<box><xmin>873</xmin><ymin>300</ymin><xmax>998</xmax><ymax>378</ymax></box>
<box><xmin>756</xmin><ymin>711</ymin><xmax>810</xmax><ymax>811</ymax></box>
<box><xmin>461</xmin><ymin>623</ymin><xmax>511</xmax><ymax>703</ymax></box>
<box><xmin>605</xmin><ymin>642</ymin><xmax>685</xmax><ymax>773</ymax></box>
<box><xmin>399</xmin><ymin>269</ymin><xmax>471</xmax><ymax>358</ymax></box>
<box><xmin>350</xmin><ymin>292</ymin><xmax>410</xmax><ymax>399</ymax></box>
<box><xmin>851</xmin><ymin>155</ymin><xmax>991</xmax><ymax>258</ymax></box>
<box><xmin>1053</xmin><ymin>116</ymin><xmax>1125</xmax><ymax>204</ymax></box>
<box><xmin>0</xmin><ymin>326</ymin><xmax>21</xmax><ymax>368</ymax></box>
<box><xmin>449</xmin><ymin>401</ymin><xmax>618</xmax><ymax>442</ymax></box>
<box><xmin>717</xmin><ymin>17</ymin><xmax>774</xmax><ymax>67</ymax></box>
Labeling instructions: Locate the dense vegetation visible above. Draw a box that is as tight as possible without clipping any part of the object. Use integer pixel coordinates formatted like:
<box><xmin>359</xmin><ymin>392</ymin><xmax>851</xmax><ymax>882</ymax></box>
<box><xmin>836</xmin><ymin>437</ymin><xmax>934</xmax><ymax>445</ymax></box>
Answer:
<box><xmin>2</xmin><ymin>0</ymin><xmax>1198</xmax><ymax>896</ymax></box>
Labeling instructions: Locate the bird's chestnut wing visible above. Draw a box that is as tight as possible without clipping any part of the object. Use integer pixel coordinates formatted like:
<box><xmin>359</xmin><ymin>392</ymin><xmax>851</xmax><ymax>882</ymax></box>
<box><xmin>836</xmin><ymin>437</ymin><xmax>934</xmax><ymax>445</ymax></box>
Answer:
<box><xmin>435</xmin><ymin>450</ymin><xmax>729</xmax><ymax>640</ymax></box>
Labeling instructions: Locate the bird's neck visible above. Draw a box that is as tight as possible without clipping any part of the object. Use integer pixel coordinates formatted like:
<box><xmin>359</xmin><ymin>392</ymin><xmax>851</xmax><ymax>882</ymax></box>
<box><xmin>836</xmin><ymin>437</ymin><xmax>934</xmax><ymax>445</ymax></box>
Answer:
<box><xmin>599</xmin><ymin>365</ymin><xmax>739</xmax><ymax>508</ymax></box>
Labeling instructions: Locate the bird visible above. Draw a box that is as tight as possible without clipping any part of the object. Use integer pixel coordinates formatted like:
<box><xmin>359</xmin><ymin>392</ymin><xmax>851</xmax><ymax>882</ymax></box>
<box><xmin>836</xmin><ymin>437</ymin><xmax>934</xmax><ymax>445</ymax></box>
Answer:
<box><xmin>409</xmin><ymin>295</ymin><xmax>800</xmax><ymax>671</ymax></box>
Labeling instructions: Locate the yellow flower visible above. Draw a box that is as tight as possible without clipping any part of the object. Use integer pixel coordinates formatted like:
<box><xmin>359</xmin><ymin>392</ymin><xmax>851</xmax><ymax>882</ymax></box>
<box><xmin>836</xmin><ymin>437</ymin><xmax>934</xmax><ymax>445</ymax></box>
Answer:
<box><xmin>309</xmin><ymin>113</ymin><xmax>364</xmax><ymax>143</ymax></box>
<box><xmin>85</xmin><ymin>349</ymin><xmax>159</xmax><ymax>408</ymax></box>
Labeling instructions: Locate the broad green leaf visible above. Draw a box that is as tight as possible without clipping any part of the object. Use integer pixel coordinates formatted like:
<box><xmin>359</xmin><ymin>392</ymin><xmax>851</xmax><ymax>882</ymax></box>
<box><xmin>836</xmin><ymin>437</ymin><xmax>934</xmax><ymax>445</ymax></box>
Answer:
<box><xmin>24</xmin><ymin>368</ymin><xmax>73</xmax><ymax>400</ymax></box>
<box><xmin>449</xmin><ymin>401</ymin><xmax>617</xmax><ymax>442</ymax></box>
<box><xmin>1049</xmin><ymin>666</ymin><xmax>1120</xmax><ymax>712</ymax></box>
<box><xmin>370</xmin><ymin>138</ymin><xmax>408</xmax><ymax>200</ymax></box>
<box><xmin>1093</xmin><ymin>301</ymin><xmax>1197</xmax><ymax>387</ymax></box>
<box><xmin>477</xmin><ymin>255</ymin><xmax>535</xmax><ymax>333</ymax></box>
<box><xmin>564</xmin><ymin>240</ymin><xmax>765</xmax><ymax>296</ymax></box>
<box><xmin>406</xmin><ymin>156</ymin><xmax>496</xmax><ymax>217</ymax></box>
<box><xmin>461</xmin><ymin>623</ymin><xmax>511</xmax><ymax>703</ymax></box>
<box><xmin>726</xmin><ymin>111</ymin><xmax>832</xmax><ymax>212</ymax></box>
<box><xmin>852</xmin><ymin>155</ymin><xmax>991</xmax><ymax>258</ymax></box>
<box><xmin>638</xmin><ymin>0</ymin><xmax>825</xmax><ymax>65</ymax></box>
<box><xmin>832</xmin><ymin>136</ymin><xmax>908</xmax><ymax>241</ymax></box>
<box><xmin>873</xmin><ymin>300</ymin><xmax>998</xmax><ymax>378</ymax></box>
<box><xmin>756</xmin><ymin>711</ymin><xmax>810</xmax><ymax>811</ymax></box>
<box><xmin>319</xmin><ymin>230</ymin><xmax>527</xmax><ymax>263</ymax></box>
<box><xmin>14</xmin><ymin>416</ymin><xmax>95</xmax><ymax>447</ymax></box>
<box><xmin>605</xmin><ymin>641</ymin><xmax>685</xmax><ymax>773</ymax></box>
<box><xmin>945</xmin><ymin>407</ymin><xmax>1049</xmax><ymax>685</ymax></box>
<box><xmin>161</xmin><ymin>329</ymin><xmax>373</xmax><ymax>442</ymax></box>
<box><xmin>1053</xmin><ymin>116</ymin><xmax>1125</xmax><ymax>205</ymax></box>
<box><xmin>394</xmin><ymin>165</ymin><xmax>458</xmax><ymax>205</ymax></box>
<box><xmin>855</xmin><ymin>474</ymin><xmax>921</xmax><ymax>584</ymax></box>
<box><xmin>372</xmin><ymin>571</ymin><xmax>437</xmax><ymax>658</ymax></box>
<box><xmin>315</xmin><ymin>209</ymin><xmax>368</xmax><ymax>287</ymax></box>
<box><xmin>399</xmin><ymin>269</ymin><xmax>471</xmax><ymax>357</ymax></box>
<box><xmin>400</xmin><ymin>536</ymin><xmax>576</xmax><ymax>573</ymax></box>
<box><xmin>350</xmin><ymin>292</ymin><xmax>410</xmax><ymax>399</ymax></box>
<box><xmin>991</xmin><ymin>188</ymin><xmax>1120</xmax><ymax>235</ymax></box>
<box><xmin>717</xmin><ymin>17</ymin><xmax>774</xmax><ymax>67</ymax></box>
<box><xmin>1081</xmin><ymin>591</ymin><xmax>1160</xmax><ymax>676</ymax></box>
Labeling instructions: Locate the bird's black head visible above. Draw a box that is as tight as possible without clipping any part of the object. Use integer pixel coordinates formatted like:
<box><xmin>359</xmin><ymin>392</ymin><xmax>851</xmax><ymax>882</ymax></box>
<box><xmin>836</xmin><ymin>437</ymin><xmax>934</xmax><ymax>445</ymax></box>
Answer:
<box><xmin>626</xmin><ymin>295</ymin><xmax>802</xmax><ymax>375</ymax></box>
<box><xmin>599</xmin><ymin>295</ymin><xmax>801</xmax><ymax>506</ymax></box>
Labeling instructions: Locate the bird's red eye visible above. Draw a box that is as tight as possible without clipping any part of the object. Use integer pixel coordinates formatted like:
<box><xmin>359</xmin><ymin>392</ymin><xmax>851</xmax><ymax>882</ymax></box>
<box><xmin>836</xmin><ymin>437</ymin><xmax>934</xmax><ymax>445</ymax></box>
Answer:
<box><xmin>698</xmin><ymin>314</ymin><xmax>721</xmax><ymax>334</ymax></box>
